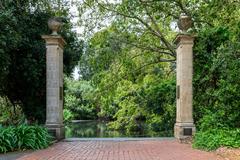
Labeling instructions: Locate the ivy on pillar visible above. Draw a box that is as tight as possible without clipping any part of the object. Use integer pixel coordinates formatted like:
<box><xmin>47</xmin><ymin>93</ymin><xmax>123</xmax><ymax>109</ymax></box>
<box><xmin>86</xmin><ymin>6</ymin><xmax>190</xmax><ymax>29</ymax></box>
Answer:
<box><xmin>42</xmin><ymin>18</ymin><xmax>66</xmax><ymax>140</ymax></box>
<box><xmin>174</xmin><ymin>13</ymin><xmax>196</xmax><ymax>140</ymax></box>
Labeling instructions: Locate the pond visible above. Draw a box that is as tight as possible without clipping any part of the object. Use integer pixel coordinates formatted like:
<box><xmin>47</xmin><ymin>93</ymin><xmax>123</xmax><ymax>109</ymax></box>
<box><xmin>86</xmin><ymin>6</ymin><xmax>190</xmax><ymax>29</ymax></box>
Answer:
<box><xmin>65</xmin><ymin>120</ymin><xmax>173</xmax><ymax>138</ymax></box>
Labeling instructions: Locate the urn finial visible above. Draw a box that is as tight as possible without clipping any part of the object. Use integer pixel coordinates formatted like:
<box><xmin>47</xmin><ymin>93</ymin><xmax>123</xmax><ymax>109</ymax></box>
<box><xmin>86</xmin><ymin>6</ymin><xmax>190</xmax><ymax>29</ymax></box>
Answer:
<box><xmin>48</xmin><ymin>17</ymin><xmax>62</xmax><ymax>35</ymax></box>
<box><xmin>177</xmin><ymin>13</ymin><xmax>192</xmax><ymax>33</ymax></box>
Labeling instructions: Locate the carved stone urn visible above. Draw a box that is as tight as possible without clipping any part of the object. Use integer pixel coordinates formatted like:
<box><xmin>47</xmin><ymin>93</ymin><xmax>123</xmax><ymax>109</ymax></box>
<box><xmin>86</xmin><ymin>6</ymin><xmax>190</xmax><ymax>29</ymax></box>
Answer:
<box><xmin>177</xmin><ymin>13</ymin><xmax>193</xmax><ymax>33</ymax></box>
<box><xmin>48</xmin><ymin>17</ymin><xmax>62</xmax><ymax>35</ymax></box>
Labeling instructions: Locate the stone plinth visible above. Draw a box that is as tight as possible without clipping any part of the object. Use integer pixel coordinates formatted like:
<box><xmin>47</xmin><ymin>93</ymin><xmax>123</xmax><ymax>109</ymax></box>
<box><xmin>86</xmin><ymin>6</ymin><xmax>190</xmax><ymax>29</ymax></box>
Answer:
<box><xmin>174</xmin><ymin>34</ymin><xmax>196</xmax><ymax>139</ymax></box>
<box><xmin>42</xmin><ymin>35</ymin><xmax>66</xmax><ymax>140</ymax></box>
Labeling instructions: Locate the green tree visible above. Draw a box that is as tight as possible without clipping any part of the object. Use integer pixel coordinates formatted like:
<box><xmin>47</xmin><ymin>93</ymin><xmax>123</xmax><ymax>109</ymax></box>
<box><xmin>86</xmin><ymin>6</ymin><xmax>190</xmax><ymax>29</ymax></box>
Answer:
<box><xmin>79</xmin><ymin>25</ymin><xmax>176</xmax><ymax>132</ymax></box>
<box><xmin>193</xmin><ymin>26</ymin><xmax>240</xmax><ymax>129</ymax></box>
<box><xmin>64</xmin><ymin>77</ymin><xmax>97</xmax><ymax>121</ymax></box>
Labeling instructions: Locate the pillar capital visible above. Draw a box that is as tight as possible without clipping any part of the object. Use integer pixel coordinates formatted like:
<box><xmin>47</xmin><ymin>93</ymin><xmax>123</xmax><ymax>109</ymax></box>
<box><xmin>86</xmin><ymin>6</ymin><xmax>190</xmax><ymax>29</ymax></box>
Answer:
<box><xmin>174</xmin><ymin>34</ymin><xmax>195</xmax><ymax>48</ymax></box>
<box><xmin>42</xmin><ymin>35</ymin><xmax>66</xmax><ymax>49</ymax></box>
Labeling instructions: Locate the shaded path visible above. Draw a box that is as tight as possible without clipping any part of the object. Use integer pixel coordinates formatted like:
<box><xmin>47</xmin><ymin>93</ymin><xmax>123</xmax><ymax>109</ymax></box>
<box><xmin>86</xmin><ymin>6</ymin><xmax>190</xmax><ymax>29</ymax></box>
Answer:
<box><xmin>18</xmin><ymin>140</ymin><xmax>223</xmax><ymax>160</ymax></box>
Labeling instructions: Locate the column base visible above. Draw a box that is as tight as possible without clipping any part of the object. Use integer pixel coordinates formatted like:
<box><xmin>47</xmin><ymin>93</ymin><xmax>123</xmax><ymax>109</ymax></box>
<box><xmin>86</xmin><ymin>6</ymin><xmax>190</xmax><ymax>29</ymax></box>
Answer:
<box><xmin>174</xmin><ymin>122</ymin><xmax>196</xmax><ymax>140</ymax></box>
<box><xmin>46</xmin><ymin>123</ymin><xmax>65</xmax><ymax>140</ymax></box>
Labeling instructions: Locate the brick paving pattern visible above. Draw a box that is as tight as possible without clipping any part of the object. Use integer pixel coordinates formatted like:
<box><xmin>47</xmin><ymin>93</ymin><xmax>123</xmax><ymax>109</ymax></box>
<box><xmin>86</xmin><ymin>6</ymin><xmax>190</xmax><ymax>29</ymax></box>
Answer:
<box><xmin>18</xmin><ymin>140</ymin><xmax>224</xmax><ymax>160</ymax></box>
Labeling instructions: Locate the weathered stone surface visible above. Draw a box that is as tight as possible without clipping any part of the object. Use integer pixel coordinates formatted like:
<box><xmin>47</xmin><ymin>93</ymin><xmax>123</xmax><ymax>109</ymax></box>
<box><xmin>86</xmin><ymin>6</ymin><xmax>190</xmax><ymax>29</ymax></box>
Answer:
<box><xmin>174</xmin><ymin>34</ymin><xmax>196</xmax><ymax>139</ymax></box>
<box><xmin>42</xmin><ymin>35</ymin><xmax>66</xmax><ymax>140</ymax></box>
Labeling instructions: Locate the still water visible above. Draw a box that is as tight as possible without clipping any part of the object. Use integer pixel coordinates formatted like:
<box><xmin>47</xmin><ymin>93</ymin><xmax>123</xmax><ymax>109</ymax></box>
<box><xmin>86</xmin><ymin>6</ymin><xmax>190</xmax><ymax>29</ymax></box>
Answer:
<box><xmin>65</xmin><ymin>120</ymin><xmax>173</xmax><ymax>138</ymax></box>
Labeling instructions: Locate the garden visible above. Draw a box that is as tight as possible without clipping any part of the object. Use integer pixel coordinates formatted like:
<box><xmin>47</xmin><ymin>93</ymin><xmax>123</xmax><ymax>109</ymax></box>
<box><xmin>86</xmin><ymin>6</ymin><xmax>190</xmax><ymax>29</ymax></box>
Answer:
<box><xmin>0</xmin><ymin>0</ymin><xmax>239</xmax><ymax>155</ymax></box>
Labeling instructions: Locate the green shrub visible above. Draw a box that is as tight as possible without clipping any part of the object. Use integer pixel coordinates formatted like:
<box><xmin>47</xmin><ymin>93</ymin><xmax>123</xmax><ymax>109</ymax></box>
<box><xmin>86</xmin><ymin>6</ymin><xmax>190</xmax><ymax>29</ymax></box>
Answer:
<box><xmin>193</xmin><ymin>128</ymin><xmax>240</xmax><ymax>151</ymax></box>
<box><xmin>107</xmin><ymin>76</ymin><xmax>176</xmax><ymax>133</ymax></box>
<box><xmin>0</xmin><ymin>96</ymin><xmax>25</xmax><ymax>126</ymax></box>
<box><xmin>0</xmin><ymin>127</ymin><xmax>16</xmax><ymax>153</ymax></box>
<box><xmin>64</xmin><ymin>78</ymin><xmax>97</xmax><ymax>120</ymax></box>
<box><xmin>0</xmin><ymin>125</ymin><xmax>51</xmax><ymax>153</ymax></box>
<box><xmin>192</xmin><ymin>26</ymin><xmax>240</xmax><ymax>151</ymax></box>
<box><xmin>63</xmin><ymin>109</ymin><xmax>74</xmax><ymax>122</ymax></box>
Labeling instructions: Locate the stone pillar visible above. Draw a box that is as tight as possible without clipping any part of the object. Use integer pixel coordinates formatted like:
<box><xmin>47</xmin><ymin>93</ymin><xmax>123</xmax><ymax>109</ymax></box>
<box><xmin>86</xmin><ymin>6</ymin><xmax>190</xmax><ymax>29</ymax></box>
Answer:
<box><xmin>42</xmin><ymin>35</ymin><xmax>66</xmax><ymax>140</ymax></box>
<box><xmin>174</xmin><ymin>34</ymin><xmax>196</xmax><ymax>139</ymax></box>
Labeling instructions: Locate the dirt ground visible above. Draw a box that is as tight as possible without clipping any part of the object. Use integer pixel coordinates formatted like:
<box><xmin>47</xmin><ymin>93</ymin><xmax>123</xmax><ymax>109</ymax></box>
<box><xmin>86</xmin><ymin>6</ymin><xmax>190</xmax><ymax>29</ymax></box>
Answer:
<box><xmin>216</xmin><ymin>147</ymin><xmax>240</xmax><ymax>160</ymax></box>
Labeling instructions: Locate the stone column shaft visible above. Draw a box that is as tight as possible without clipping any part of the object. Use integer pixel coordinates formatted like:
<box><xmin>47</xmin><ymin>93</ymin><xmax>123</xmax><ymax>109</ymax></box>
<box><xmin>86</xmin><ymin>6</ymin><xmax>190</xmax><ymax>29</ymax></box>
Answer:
<box><xmin>42</xmin><ymin>35</ymin><xmax>66</xmax><ymax>140</ymax></box>
<box><xmin>174</xmin><ymin>34</ymin><xmax>196</xmax><ymax>139</ymax></box>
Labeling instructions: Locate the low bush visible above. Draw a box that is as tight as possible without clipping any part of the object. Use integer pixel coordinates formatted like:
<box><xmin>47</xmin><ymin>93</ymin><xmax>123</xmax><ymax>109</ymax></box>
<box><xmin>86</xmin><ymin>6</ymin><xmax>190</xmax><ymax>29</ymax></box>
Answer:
<box><xmin>63</xmin><ymin>109</ymin><xmax>74</xmax><ymax>122</ymax></box>
<box><xmin>0</xmin><ymin>96</ymin><xmax>25</xmax><ymax>126</ymax></box>
<box><xmin>64</xmin><ymin>78</ymin><xmax>97</xmax><ymax>120</ymax></box>
<box><xmin>0</xmin><ymin>125</ymin><xmax>51</xmax><ymax>153</ymax></box>
<box><xmin>193</xmin><ymin>128</ymin><xmax>240</xmax><ymax>151</ymax></box>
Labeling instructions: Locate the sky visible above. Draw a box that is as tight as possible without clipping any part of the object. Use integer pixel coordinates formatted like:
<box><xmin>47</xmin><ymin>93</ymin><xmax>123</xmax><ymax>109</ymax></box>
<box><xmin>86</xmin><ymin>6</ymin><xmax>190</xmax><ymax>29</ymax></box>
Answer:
<box><xmin>69</xmin><ymin>0</ymin><xmax>83</xmax><ymax>37</ymax></box>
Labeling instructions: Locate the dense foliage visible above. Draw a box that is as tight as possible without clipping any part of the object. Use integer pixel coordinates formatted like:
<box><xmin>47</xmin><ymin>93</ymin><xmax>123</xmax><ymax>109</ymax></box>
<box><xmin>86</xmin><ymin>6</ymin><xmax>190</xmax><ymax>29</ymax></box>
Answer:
<box><xmin>193</xmin><ymin>26</ymin><xmax>240</xmax><ymax>128</ymax></box>
<box><xmin>192</xmin><ymin>25</ymin><xmax>240</xmax><ymax>150</ymax></box>
<box><xmin>0</xmin><ymin>96</ymin><xmax>25</xmax><ymax>126</ymax></box>
<box><xmin>64</xmin><ymin>77</ymin><xmax>97</xmax><ymax>122</ymax></box>
<box><xmin>0</xmin><ymin>125</ymin><xmax>51</xmax><ymax>153</ymax></box>
<box><xmin>193</xmin><ymin>128</ymin><xmax>240</xmax><ymax>151</ymax></box>
<box><xmin>77</xmin><ymin>24</ymin><xmax>177</xmax><ymax>134</ymax></box>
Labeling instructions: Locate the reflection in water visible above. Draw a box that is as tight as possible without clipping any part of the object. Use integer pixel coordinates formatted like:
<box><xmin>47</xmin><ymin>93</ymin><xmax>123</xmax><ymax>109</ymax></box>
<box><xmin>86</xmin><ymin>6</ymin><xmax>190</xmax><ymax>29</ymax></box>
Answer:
<box><xmin>65</xmin><ymin>121</ymin><xmax>173</xmax><ymax>138</ymax></box>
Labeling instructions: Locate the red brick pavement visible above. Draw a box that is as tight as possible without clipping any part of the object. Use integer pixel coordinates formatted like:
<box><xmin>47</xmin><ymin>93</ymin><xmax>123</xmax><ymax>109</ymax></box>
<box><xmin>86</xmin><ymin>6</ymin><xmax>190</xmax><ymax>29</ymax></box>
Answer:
<box><xmin>18</xmin><ymin>140</ymin><xmax>224</xmax><ymax>160</ymax></box>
